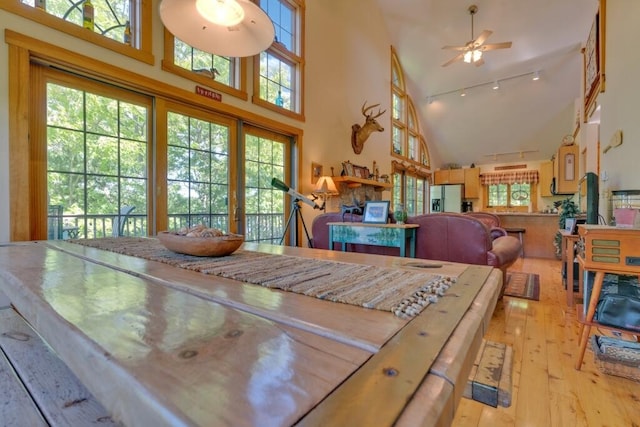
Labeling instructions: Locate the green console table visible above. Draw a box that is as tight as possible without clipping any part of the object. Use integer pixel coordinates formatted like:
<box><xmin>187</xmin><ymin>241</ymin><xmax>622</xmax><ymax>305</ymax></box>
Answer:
<box><xmin>328</xmin><ymin>222</ymin><xmax>419</xmax><ymax>258</ymax></box>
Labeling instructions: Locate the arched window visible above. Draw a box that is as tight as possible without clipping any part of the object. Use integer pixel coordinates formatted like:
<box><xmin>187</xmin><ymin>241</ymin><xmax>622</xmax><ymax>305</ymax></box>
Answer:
<box><xmin>390</xmin><ymin>47</ymin><xmax>430</xmax><ymax>214</ymax></box>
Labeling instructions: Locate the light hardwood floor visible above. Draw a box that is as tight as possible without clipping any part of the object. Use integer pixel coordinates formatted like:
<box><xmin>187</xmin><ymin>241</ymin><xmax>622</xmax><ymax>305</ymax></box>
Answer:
<box><xmin>453</xmin><ymin>257</ymin><xmax>640</xmax><ymax>427</ymax></box>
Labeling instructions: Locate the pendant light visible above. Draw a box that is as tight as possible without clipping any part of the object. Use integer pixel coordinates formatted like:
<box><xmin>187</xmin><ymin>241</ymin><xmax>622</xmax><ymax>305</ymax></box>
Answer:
<box><xmin>159</xmin><ymin>0</ymin><xmax>275</xmax><ymax>57</ymax></box>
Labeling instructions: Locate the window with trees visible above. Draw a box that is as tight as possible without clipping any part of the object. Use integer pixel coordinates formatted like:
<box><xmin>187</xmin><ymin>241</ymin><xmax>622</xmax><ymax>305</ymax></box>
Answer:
<box><xmin>243</xmin><ymin>127</ymin><xmax>291</xmax><ymax>244</ymax></box>
<box><xmin>166</xmin><ymin>112</ymin><xmax>232</xmax><ymax>231</ymax></box>
<box><xmin>390</xmin><ymin>48</ymin><xmax>430</xmax><ymax>213</ymax></box>
<box><xmin>10</xmin><ymin>34</ymin><xmax>302</xmax><ymax>242</ymax></box>
<box><xmin>253</xmin><ymin>0</ymin><xmax>304</xmax><ymax>119</ymax></box>
<box><xmin>163</xmin><ymin>32</ymin><xmax>246</xmax><ymax>99</ymax></box>
<box><xmin>391</xmin><ymin>163</ymin><xmax>428</xmax><ymax>216</ymax></box>
<box><xmin>43</xmin><ymin>68</ymin><xmax>151</xmax><ymax>239</ymax></box>
<box><xmin>482</xmin><ymin>170</ymin><xmax>539</xmax><ymax>211</ymax></box>
<box><xmin>3</xmin><ymin>0</ymin><xmax>152</xmax><ymax>63</ymax></box>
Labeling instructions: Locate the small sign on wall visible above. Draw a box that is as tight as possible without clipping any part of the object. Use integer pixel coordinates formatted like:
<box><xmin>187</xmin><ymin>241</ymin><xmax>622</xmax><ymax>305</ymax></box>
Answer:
<box><xmin>195</xmin><ymin>86</ymin><xmax>222</xmax><ymax>102</ymax></box>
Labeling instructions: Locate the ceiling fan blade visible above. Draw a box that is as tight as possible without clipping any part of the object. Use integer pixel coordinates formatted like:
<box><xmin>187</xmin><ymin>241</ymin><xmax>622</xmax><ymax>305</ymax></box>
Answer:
<box><xmin>474</xmin><ymin>30</ymin><xmax>493</xmax><ymax>46</ymax></box>
<box><xmin>474</xmin><ymin>57</ymin><xmax>485</xmax><ymax>67</ymax></box>
<box><xmin>441</xmin><ymin>52</ymin><xmax>464</xmax><ymax>67</ymax></box>
<box><xmin>481</xmin><ymin>41</ymin><xmax>513</xmax><ymax>51</ymax></box>
<box><xmin>442</xmin><ymin>45</ymin><xmax>468</xmax><ymax>51</ymax></box>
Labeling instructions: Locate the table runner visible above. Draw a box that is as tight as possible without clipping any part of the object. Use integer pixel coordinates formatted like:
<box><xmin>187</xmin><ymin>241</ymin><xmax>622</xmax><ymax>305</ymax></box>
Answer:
<box><xmin>70</xmin><ymin>238</ymin><xmax>456</xmax><ymax>318</ymax></box>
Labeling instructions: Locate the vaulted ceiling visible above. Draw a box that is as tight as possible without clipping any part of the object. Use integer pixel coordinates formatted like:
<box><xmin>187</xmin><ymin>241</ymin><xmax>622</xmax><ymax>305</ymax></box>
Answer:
<box><xmin>375</xmin><ymin>0</ymin><xmax>599</xmax><ymax>167</ymax></box>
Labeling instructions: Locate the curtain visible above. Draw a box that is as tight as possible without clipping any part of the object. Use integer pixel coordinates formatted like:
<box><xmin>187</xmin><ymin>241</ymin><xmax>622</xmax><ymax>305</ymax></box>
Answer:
<box><xmin>480</xmin><ymin>170</ymin><xmax>539</xmax><ymax>185</ymax></box>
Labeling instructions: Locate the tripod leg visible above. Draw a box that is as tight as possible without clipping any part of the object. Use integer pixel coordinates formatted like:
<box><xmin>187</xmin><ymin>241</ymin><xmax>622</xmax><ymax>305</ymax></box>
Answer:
<box><xmin>279</xmin><ymin>204</ymin><xmax>298</xmax><ymax>245</ymax></box>
<box><xmin>297</xmin><ymin>208</ymin><xmax>313</xmax><ymax>248</ymax></box>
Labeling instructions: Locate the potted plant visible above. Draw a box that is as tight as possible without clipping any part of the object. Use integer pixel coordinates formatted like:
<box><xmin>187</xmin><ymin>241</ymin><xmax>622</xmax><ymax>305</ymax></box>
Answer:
<box><xmin>553</xmin><ymin>197</ymin><xmax>579</xmax><ymax>258</ymax></box>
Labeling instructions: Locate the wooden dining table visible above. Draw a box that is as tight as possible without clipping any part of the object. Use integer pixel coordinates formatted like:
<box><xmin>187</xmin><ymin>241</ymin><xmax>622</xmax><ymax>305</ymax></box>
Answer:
<box><xmin>0</xmin><ymin>239</ymin><xmax>502</xmax><ymax>427</ymax></box>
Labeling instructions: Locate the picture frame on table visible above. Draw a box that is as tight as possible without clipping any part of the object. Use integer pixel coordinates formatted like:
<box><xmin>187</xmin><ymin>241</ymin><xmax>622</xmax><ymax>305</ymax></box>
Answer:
<box><xmin>362</xmin><ymin>201</ymin><xmax>390</xmax><ymax>224</ymax></box>
<box><xmin>565</xmin><ymin>218</ymin><xmax>577</xmax><ymax>234</ymax></box>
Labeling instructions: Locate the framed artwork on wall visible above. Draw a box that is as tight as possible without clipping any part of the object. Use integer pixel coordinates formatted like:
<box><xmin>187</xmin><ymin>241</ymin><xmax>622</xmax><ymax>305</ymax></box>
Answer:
<box><xmin>583</xmin><ymin>0</ymin><xmax>606</xmax><ymax>121</ymax></box>
<box><xmin>311</xmin><ymin>162</ymin><xmax>322</xmax><ymax>184</ymax></box>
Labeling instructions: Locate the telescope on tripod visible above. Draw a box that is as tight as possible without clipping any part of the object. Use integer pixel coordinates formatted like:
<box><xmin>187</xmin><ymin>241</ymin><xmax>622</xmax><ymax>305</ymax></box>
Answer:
<box><xmin>271</xmin><ymin>177</ymin><xmax>320</xmax><ymax>247</ymax></box>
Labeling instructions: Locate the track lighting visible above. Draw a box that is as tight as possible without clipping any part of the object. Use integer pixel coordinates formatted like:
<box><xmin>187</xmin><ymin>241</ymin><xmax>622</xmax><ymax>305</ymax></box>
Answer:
<box><xmin>426</xmin><ymin>70</ymin><xmax>542</xmax><ymax>103</ymax></box>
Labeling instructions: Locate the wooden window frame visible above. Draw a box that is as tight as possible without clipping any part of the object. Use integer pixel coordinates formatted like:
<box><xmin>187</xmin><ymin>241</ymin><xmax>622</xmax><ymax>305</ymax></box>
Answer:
<box><xmin>1</xmin><ymin>0</ymin><xmax>154</xmax><ymax>64</ymax></box>
<box><xmin>161</xmin><ymin>29</ymin><xmax>249</xmax><ymax>100</ymax></box>
<box><xmin>6</xmin><ymin>29</ymin><xmax>304</xmax><ymax>241</ymax></box>
<box><xmin>252</xmin><ymin>0</ymin><xmax>305</xmax><ymax>121</ymax></box>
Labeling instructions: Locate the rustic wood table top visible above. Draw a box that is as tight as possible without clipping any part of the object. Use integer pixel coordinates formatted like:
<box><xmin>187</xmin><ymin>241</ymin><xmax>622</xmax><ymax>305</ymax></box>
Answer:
<box><xmin>0</xmin><ymin>240</ymin><xmax>501</xmax><ymax>427</ymax></box>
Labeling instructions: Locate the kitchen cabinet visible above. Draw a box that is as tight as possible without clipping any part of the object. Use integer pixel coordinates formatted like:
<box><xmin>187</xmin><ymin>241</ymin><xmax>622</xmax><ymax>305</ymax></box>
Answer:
<box><xmin>464</xmin><ymin>168</ymin><xmax>480</xmax><ymax>198</ymax></box>
<box><xmin>552</xmin><ymin>144</ymin><xmax>579</xmax><ymax>194</ymax></box>
<box><xmin>539</xmin><ymin>160</ymin><xmax>553</xmax><ymax>197</ymax></box>
<box><xmin>434</xmin><ymin>169</ymin><xmax>465</xmax><ymax>185</ymax></box>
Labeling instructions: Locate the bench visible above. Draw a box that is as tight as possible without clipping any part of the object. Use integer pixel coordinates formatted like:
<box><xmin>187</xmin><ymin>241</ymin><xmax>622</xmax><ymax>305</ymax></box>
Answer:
<box><xmin>0</xmin><ymin>307</ymin><xmax>120</xmax><ymax>426</ymax></box>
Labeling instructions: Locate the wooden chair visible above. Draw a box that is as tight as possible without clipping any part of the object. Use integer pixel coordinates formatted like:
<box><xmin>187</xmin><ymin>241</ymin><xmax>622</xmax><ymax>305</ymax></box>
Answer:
<box><xmin>112</xmin><ymin>205</ymin><xmax>135</xmax><ymax>237</ymax></box>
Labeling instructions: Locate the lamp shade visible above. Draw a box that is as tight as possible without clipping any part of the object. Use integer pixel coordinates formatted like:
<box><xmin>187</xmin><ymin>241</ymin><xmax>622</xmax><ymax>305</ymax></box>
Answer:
<box><xmin>159</xmin><ymin>0</ymin><xmax>275</xmax><ymax>57</ymax></box>
<box><xmin>313</xmin><ymin>176</ymin><xmax>339</xmax><ymax>195</ymax></box>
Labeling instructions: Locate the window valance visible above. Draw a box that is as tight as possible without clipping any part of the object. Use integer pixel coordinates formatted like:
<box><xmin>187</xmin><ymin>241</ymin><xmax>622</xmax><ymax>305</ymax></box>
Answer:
<box><xmin>480</xmin><ymin>170</ymin><xmax>539</xmax><ymax>185</ymax></box>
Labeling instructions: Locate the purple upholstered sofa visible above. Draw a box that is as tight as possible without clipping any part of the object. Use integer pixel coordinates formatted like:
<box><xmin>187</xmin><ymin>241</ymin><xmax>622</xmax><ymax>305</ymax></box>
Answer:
<box><xmin>311</xmin><ymin>212</ymin><xmax>522</xmax><ymax>296</ymax></box>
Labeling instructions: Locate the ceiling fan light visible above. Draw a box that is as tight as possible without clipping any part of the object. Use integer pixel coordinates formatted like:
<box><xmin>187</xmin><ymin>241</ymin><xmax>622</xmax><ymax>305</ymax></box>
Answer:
<box><xmin>463</xmin><ymin>51</ymin><xmax>472</xmax><ymax>63</ymax></box>
<box><xmin>472</xmin><ymin>49</ymin><xmax>482</xmax><ymax>62</ymax></box>
<box><xmin>196</xmin><ymin>0</ymin><xmax>244</xmax><ymax>27</ymax></box>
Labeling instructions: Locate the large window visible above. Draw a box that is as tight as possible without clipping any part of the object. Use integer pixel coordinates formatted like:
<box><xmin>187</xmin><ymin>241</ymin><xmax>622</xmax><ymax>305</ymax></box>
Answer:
<box><xmin>390</xmin><ymin>48</ymin><xmax>430</xmax><ymax>213</ymax></box>
<box><xmin>9</xmin><ymin>32</ymin><xmax>303</xmax><ymax>242</ymax></box>
<box><xmin>166</xmin><ymin>112</ymin><xmax>231</xmax><ymax>231</ymax></box>
<box><xmin>43</xmin><ymin>69</ymin><xmax>151</xmax><ymax>239</ymax></box>
<box><xmin>254</xmin><ymin>0</ymin><xmax>304</xmax><ymax>119</ymax></box>
<box><xmin>243</xmin><ymin>127</ymin><xmax>291</xmax><ymax>244</ymax></box>
<box><xmin>486</xmin><ymin>183</ymin><xmax>532</xmax><ymax>208</ymax></box>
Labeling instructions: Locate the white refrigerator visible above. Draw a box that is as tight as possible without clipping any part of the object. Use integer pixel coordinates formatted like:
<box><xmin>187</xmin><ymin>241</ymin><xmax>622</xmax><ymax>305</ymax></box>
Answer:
<box><xmin>430</xmin><ymin>184</ymin><xmax>464</xmax><ymax>213</ymax></box>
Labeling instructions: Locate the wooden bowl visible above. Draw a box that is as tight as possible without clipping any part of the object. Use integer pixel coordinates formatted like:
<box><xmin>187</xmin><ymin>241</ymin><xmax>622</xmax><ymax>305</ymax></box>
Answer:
<box><xmin>157</xmin><ymin>231</ymin><xmax>244</xmax><ymax>257</ymax></box>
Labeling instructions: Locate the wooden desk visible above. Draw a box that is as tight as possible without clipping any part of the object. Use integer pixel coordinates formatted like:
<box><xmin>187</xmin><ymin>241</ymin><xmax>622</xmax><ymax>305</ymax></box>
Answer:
<box><xmin>559</xmin><ymin>230</ymin><xmax>582</xmax><ymax>307</ymax></box>
<box><xmin>328</xmin><ymin>222</ymin><xmax>419</xmax><ymax>257</ymax></box>
<box><xmin>0</xmin><ymin>240</ymin><xmax>501</xmax><ymax>426</ymax></box>
<box><xmin>575</xmin><ymin>225</ymin><xmax>640</xmax><ymax>370</ymax></box>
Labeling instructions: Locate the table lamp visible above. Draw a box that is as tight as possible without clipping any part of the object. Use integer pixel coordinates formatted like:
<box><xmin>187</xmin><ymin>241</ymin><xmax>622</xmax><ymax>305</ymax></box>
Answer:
<box><xmin>313</xmin><ymin>176</ymin><xmax>339</xmax><ymax>211</ymax></box>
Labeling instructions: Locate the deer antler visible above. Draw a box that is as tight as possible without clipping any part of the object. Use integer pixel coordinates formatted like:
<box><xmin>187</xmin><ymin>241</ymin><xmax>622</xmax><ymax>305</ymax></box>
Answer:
<box><xmin>361</xmin><ymin>101</ymin><xmax>386</xmax><ymax>119</ymax></box>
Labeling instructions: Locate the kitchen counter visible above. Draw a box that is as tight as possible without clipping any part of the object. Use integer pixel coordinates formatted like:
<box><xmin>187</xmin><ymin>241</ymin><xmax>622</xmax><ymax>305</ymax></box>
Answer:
<box><xmin>491</xmin><ymin>213</ymin><xmax>559</xmax><ymax>259</ymax></box>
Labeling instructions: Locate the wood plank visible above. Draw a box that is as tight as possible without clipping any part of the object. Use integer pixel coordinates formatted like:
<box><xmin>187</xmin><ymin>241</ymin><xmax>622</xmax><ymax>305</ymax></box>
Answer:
<box><xmin>395</xmin><ymin>374</ymin><xmax>455</xmax><ymax>427</ymax></box>
<box><xmin>0</xmin><ymin>308</ymin><xmax>120</xmax><ymax>426</ymax></box>
<box><xmin>297</xmin><ymin>265</ymin><xmax>498</xmax><ymax>426</ymax></box>
<box><xmin>429</xmin><ymin>307</ymin><xmax>485</xmax><ymax>406</ymax></box>
<box><xmin>0</xmin><ymin>244</ymin><xmax>373</xmax><ymax>427</ymax></box>
<box><xmin>0</xmin><ymin>344</ymin><xmax>48</xmax><ymax>427</ymax></box>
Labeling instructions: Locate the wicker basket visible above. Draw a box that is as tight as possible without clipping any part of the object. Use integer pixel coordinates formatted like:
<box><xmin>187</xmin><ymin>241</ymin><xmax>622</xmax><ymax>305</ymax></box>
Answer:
<box><xmin>591</xmin><ymin>335</ymin><xmax>640</xmax><ymax>382</ymax></box>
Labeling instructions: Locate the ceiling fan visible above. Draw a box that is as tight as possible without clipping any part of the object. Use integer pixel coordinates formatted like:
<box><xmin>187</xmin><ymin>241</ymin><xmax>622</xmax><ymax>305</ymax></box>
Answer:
<box><xmin>441</xmin><ymin>4</ymin><xmax>512</xmax><ymax>67</ymax></box>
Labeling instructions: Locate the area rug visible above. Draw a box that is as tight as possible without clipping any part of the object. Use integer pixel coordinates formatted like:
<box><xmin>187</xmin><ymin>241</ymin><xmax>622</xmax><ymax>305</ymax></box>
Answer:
<box><xmin>504</xmin><ymin>272</ymin><xmax>540</xmax><ymax>301</ymax></box>
<box><xmin>68</xmin><ymin>237</ymin><xmax>457</xmax><ymax>318</ymax></box>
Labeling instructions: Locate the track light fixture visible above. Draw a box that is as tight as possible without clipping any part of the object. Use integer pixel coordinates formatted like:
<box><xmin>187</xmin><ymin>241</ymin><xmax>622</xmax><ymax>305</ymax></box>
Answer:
<box><xmin>426</xmin><ymin>70</ymin><xmax>541</xmax><ymax>104</ymax></box>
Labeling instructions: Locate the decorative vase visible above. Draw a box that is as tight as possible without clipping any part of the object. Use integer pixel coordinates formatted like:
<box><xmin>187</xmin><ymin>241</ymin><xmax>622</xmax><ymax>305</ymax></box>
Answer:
<box><xmin>394</xmin><ymin>203</ymin><xmax>408</xmax><ymax>224</ymax></box>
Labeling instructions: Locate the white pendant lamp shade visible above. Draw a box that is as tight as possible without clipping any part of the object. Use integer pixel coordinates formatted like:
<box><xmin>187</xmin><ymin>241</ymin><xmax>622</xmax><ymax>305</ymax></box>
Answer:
<box><xmin>159</xmin><ymin>0</ymin><xmax>275</xmax><ymax>57</ymax></box>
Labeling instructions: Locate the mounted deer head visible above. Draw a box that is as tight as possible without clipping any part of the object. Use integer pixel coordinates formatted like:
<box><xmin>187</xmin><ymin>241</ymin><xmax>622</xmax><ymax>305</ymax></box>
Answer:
<box><xmin>351</xmin><ymin>101</ymin><xmax>386</xmax><ymax>154</ymax></box>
